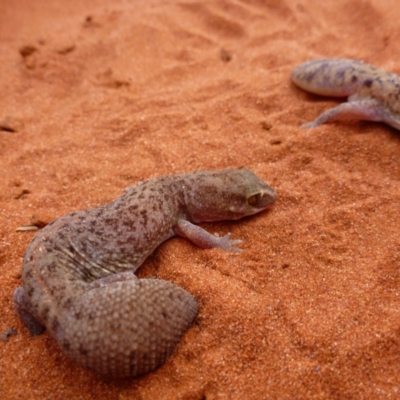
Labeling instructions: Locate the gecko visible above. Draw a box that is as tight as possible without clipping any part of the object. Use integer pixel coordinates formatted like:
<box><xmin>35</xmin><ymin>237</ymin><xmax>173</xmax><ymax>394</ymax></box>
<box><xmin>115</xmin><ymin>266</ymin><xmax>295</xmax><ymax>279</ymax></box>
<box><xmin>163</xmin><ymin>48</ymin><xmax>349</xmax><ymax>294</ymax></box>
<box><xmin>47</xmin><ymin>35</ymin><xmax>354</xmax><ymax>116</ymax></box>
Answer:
<box><xmin>291</xmin><ymin>58</ymin><xmax>400</xmax><ymax>130</ymax></box>
<box><xmin>13</xmin><ymin>168</ymin><xmax>276</xmax><ymax>378</ymax></box>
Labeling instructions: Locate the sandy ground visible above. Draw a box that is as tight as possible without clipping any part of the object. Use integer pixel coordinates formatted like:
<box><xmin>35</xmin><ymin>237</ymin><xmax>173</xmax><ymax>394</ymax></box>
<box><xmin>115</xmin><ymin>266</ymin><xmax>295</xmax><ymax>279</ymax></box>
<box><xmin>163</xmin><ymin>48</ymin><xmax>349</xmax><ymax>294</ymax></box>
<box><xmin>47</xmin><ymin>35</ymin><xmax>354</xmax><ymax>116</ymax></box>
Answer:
<box><xmin>1</xmin><ymin>0</ymin><xmax>400</xmax><ymax>399</ymax></box>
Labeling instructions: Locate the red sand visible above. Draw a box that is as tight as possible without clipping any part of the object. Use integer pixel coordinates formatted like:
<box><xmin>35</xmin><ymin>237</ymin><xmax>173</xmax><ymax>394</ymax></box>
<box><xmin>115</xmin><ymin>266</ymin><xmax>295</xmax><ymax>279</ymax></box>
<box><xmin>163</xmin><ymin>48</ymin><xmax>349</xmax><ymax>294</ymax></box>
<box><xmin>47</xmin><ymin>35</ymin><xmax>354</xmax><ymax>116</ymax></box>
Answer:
<box><xmin>1</xmin><ymin>0</ymin><xmax>400</xmax><ymax>398</ymax></box>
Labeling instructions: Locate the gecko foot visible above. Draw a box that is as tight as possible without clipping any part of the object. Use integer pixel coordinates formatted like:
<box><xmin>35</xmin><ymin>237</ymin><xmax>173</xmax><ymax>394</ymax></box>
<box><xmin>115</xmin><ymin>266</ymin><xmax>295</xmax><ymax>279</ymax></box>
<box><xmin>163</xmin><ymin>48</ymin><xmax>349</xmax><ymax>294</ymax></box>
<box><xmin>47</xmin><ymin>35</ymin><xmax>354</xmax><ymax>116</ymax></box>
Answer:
<box><xmin>214</xmin><ymin>233</ymin><xmax>243</xmax><ymax>253</ymax></box>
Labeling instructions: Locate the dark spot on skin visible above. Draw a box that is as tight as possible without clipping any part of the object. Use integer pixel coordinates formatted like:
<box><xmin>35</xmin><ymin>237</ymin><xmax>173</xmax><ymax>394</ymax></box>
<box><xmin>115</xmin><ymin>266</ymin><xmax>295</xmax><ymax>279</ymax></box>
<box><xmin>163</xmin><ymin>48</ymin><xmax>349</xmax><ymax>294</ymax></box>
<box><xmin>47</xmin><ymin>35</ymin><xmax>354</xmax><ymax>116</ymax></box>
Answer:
<box><xmin>162</xmin><ymin>310</ymin><xmax>169</xmax><ymax>319</ymax></box>
<box><xmin>56</xmin><ymin>284</ymin><xmax>67</xmax><ymax>292</ymax></box>
<box><xmin>51</xmin><ymin>317</ymin><xmax>60</xmax><ymax>332</ymax></box>
<box><xmin>42</xmin><ymin>306</ymin><xmax>50</xmax><ymax>322</ymax></box>
<box><xmin>375</xmin><ymin>76</ymin><xmax>384</xmax><ymax>87</ymax></box>
<box><xmin>63</xmin><ymin>340</ymin><xmax>71</xmax><ymax>350</ymax></box>
<box><xmin>46</xmin><ymin>262</ymin><xmax>57</xmax><ymax>273</ymax></box>
<box><xmin>111</xmin><ymin>321</ymin><xmax>120</xmax><ymax>330</ymax></box>
<box><xmin>351</xmin><ymin>75</ymin><xmax>358</xmax><ymax>83</ymax></box>
<box><xmin>79</xmin><ymin>242</ymin><xmax>89</xmax><ymax>255</ymax></box>
<box><xmin>27</xmin><ymin>287</ymin><xmax>35</xmax><ymax>297</ymax></box>
<box><xmin>25</xmin><ymin>269</ymin><xmax>33</xmax><ymax>278</ymax></box>
<box><xmin>140</xmin><ymin>210</ymin><xmax>148</xmax><ymax>226</ymax></box>
<box><xmin>63</xmin><ymin>297</ymin><xmax>73</xmax><ymax>310</ymax></box>
<box><xmin>113</xmin><ymin>203</ymin><xmax>121</xmax><ymax>212</ymax></box>
<box><xmin>122</xmin><ymin>220</ymin><xmax>136</xmax><ymax>230</ymax></box>
<box><xmin>302</xmin><ymin>71</ymin><xmax>317</xmax><ymax>83</ymax></box>
<box><xmin>364</xmin><ymin>79</ymin><xmax>373</xmax><ymax>88</ymax></box>
<box><xmin>79</xmin><ymin>345</ymin><xmax>88</xmax><ymax>356</ymax></box>
<box><xmin>335</xmin><ymin>69</ymin><xmax>346</xmax><ymax>81</ymax></box>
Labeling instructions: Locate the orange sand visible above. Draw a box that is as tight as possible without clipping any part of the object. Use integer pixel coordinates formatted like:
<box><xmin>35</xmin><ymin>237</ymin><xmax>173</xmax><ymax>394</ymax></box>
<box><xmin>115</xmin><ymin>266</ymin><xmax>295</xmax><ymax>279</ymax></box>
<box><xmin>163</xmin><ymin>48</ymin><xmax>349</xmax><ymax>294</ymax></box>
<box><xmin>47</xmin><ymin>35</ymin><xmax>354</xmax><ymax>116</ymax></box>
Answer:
<box><xmin>1</xmin><ymin>0</ymin><xmax>400</xmax><ymax>399</ymax></box>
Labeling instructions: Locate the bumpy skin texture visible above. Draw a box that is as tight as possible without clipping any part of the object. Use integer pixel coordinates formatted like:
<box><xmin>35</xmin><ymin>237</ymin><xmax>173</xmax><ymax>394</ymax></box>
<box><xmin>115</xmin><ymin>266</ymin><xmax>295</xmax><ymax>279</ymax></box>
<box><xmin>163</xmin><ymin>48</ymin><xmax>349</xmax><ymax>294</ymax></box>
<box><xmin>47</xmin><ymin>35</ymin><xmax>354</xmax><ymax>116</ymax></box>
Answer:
<box><xmin>291</xmin><ymin>59</ymin><xmax>400</xmax><ymax>130</ymax></box>
<box><xmin>13</xmin><ymin>168</ymin><xmax>276</xmax><ymax>378</ymax></box>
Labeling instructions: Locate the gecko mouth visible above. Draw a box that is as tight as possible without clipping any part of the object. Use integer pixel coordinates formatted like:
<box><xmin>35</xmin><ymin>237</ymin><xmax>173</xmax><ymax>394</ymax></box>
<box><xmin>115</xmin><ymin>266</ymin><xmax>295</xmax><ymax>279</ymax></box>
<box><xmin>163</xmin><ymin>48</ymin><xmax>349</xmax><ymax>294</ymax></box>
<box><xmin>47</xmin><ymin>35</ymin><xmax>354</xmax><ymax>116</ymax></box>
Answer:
<box><xmin>247</xmin><ymin>188</ymin><xmax>277</xmax><ymax>209</ymax></box>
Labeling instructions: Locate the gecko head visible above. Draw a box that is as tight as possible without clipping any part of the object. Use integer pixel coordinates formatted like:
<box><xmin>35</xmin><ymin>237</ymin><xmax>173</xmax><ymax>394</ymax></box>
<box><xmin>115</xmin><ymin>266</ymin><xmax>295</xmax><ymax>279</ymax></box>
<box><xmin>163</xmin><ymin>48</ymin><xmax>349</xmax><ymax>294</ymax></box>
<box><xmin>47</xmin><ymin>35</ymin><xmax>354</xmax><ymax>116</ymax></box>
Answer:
<box><xmin>184</xmin><ymin>168</ymin><xmax>277</xmax><ymax>223</ymax></box>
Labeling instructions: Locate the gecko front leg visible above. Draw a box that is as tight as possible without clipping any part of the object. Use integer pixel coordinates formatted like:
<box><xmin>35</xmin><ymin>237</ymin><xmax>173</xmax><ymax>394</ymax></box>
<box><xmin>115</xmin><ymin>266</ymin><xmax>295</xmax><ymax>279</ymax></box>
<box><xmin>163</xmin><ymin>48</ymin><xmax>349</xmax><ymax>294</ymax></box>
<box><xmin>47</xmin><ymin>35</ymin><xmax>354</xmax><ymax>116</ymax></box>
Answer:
<box><xmin>174</xmin><ymin>219</ymin><xmax>242</xmax><ymax>252</ymax></box>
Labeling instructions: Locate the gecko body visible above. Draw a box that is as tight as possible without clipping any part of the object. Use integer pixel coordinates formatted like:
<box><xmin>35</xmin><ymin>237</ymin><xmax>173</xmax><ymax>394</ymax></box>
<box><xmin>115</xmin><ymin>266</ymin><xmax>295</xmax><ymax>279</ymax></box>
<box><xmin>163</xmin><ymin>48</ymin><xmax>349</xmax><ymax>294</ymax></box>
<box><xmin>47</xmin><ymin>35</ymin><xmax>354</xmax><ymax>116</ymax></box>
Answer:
<box><xmin>291</xmin><ymin>59</ymin><xmax>400</xmax><ymax>130</ymax></box>
<box><xmin>13</xmin><ymin>168</ymin><xmax>276</xmax><ymax>378</ymax></box>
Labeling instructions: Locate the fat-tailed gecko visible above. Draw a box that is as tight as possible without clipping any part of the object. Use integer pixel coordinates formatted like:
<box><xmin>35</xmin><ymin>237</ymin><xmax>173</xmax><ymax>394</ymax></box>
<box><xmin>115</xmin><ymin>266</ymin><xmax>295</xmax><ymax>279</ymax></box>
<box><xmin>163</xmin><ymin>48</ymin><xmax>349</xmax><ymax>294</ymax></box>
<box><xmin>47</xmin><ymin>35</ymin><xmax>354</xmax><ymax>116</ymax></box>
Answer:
<box><xmin>291</xmin><ymin>59</ymin><xmax>400</xmax><ymax>130</ymax></box>
<box><xmin>14</xmin><ymin>168</ymin><xmax>276</xmax><ymax>378</ymax></box>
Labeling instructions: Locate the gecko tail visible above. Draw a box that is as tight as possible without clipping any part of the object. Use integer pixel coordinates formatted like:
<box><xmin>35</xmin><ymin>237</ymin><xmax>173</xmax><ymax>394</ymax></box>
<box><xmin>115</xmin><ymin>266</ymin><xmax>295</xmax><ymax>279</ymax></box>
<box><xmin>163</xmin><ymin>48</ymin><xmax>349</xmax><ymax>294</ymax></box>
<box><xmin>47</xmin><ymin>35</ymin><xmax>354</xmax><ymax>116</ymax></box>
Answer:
<box><xmin>52</xmin><ymin>276</ymin><xmax>198</xmax><ymax>378</ymax></box>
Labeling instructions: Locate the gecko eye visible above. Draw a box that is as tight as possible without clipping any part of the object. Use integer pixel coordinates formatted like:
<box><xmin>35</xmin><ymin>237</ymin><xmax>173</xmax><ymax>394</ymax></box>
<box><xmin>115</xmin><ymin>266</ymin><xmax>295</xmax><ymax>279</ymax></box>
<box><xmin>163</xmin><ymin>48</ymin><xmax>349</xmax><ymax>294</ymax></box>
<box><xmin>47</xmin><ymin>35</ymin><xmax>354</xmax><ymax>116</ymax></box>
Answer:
<box><xmin>247</xmin><ymin>192</ymin><xmax>263</xmax><ymax>206</ymax></box>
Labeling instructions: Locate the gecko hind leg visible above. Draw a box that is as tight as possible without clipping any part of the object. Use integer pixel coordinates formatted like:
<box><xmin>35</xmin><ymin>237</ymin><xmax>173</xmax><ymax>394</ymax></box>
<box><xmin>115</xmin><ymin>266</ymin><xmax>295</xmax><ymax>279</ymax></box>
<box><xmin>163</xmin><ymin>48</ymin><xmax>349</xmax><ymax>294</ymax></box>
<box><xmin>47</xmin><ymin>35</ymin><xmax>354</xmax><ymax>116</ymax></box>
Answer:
<box><xmin>13</xmin><ymin>287</ymin><xmax>45</xmax><ymax>336</ymax></box>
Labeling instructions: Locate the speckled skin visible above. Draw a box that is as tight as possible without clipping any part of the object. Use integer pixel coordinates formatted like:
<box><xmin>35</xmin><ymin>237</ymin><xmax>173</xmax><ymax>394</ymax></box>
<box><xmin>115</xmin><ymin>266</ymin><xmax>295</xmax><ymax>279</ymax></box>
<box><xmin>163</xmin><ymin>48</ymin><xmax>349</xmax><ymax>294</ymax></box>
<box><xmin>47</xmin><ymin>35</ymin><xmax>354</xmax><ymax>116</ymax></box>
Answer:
<box><xmin>13</xmin><ymin>168</ymin><xmax>276</xmax><ymax>378</ymax></box>
<box><xmin>291</xmin><ymin>59</ymin><xmax>400</xmax><ymax>130</ymax></box>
